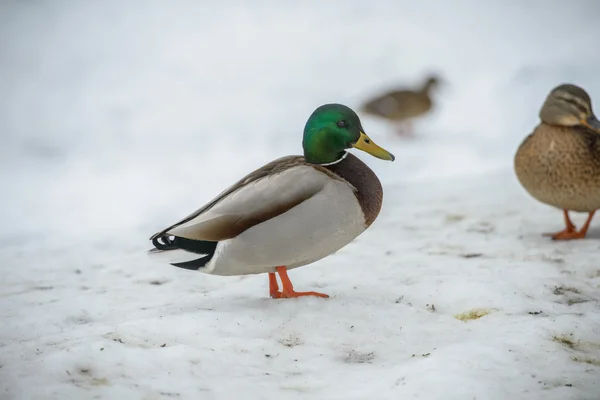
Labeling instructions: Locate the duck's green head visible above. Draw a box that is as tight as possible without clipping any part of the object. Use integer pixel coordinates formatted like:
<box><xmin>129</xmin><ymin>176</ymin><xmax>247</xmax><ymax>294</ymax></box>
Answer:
<box><xmin>302</xmin><ymin>104</ymin><xmax>395</xmax><ymax>165</ymax></box>
<box><xmin>540</xmin><ymin>84</ymin><xmax>600</xmax><ymax>132</ymax></box>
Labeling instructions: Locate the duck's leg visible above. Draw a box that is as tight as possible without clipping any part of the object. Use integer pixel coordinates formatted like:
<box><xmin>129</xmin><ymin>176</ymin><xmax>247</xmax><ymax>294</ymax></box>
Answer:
<box><xmin>269</xmin><ymin>266</ymin><xmax>329</xmax><ymax>299</ymax></box>
<box><xmin>268</xmin><ymin>272</ymin><xmax>279</xmax><ymax>298</ymax></box>
<box><xmin>545</xmin><ymin>209</ymin><xmax>594</xmax><ymax>240</ymax></box>
<box><xmin>394</xmin><ymin>121</ymin><xmax>415</xmax><ymax>138</ymax></box>
<box><xmin>404</xmin><ymin>120</ymin><xmax>415</xmax><ymax>137</ymax></box>
<box><xmin>577</xmin><ymin>210</ymin><xmax>597</xmax><ymax>237</ymax></box>
<box><xmin>393</xmin><ymin>122</ymin><xmax>406</xmax><ymax>137</ymax></box>
<box><xmin>544</xmin><ymin>209</ymin><xmax>576</xmax><ymax>239</ymax></box>
<box><xmin>553</xmin><ymin>210</ymin><xmax>596</xmax><ymax>240</ymax></box>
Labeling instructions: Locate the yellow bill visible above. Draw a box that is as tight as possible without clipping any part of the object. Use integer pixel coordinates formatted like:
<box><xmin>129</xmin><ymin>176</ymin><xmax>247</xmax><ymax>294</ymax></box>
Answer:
<box><xmin>352</xmin><ymin>132</ymin><xmax>395</xmax><ymax>161</ymax></box>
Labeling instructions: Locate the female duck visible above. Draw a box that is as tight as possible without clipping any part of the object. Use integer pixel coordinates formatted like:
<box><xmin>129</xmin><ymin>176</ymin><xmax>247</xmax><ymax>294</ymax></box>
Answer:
<box><xmin>360</xmin><ymin>74</ymin><xmax>440</xmax><ymax>137</ymax></box>
<box><xmin>150</xmin><ymin>104</ymin><xmax>395</xmax><ymax>298</ymax></box>
<box><xmin>514</xmin><ymin>84</ymin><xmax>600</xmax><ymax>240</ymax></box>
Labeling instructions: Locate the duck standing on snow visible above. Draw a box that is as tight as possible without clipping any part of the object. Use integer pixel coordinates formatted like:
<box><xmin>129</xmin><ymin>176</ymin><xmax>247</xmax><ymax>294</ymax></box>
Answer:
<box><xmin>514</xmin><ymin>84</ymin><xmax>600</xmax><ymax>240</ymax></box>
<box><xmin>149</xmin><ymin>104</ymin><xmax>395</xmax><ymax>298</ymax></box>
<box><xmin>360</xmin><ymin>74</ymin><xmax>441</xmax><ymax>137</ymax></box>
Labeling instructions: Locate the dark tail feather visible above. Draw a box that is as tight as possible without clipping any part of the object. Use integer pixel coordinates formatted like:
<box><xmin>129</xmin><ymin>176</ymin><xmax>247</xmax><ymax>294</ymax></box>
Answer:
<box><xmin>171</xmin><ymin>255</ymin><xmax>214</xmax><ymax>270</ymax></box>
<box><xmin>152</xmin><ymin>235</ymin><xmax>179</xmax><ymax>250</ymax></box>
<box><xmin>151</xmin><ymin>234</ymin><xmax>218</xmax><ymax>271</ymax></box>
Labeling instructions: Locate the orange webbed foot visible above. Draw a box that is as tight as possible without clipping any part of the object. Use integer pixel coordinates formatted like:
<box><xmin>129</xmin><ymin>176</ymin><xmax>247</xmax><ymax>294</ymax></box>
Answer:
<box><xmin>268</xmin><ymin>267</ymin><xmax>329</xmax><ymax>299</ymax></box>
<box><xmin>542</xmin><ymin>210</ymin><xmax>595</xmax><ymax>241</ymax></box>
<box><xmin>271</xmin><ymin>290</ymin><xmax>329</xmax><ymax>299</ymax></box>
<box><xmin>546</xmin><ymin>229</ymin><xmax>587</xmax><ymax>240</ymax></box>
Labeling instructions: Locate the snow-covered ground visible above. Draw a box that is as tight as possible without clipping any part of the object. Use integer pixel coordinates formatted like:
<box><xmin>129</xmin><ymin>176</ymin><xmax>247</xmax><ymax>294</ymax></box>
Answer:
<box><xmin>1</xmin><ymin>1</ymin><xmax>600</xmax><ymax>399</ymax></box>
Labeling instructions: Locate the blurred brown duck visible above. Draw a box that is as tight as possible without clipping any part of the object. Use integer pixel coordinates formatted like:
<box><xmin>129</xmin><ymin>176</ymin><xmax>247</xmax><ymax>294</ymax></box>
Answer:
<box><xmin>514</xmin><ymin>84</ymin><xmax>600</xmax><ymax>240</ymax></box>
<box><xmin>360</xmin><ymin>74</ymin><xmax>440</xmax><ymax>137</ymax></box>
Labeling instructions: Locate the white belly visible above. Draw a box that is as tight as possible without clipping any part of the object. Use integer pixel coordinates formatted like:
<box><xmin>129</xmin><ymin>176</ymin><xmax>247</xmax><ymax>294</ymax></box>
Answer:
<box><xmin>202</xmin><ymin>179</ymin><xmax>367</xmax><ymax>276</ymax></box>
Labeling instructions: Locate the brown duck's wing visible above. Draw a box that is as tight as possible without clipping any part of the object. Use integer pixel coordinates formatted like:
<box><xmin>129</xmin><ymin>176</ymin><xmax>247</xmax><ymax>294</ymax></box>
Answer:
<box><xmin>362</xmin><ymin>90</ymin><xmax>430</xmax><ymax>119</ymax></box>
<box><xmin>581</xmin><ymin>128</ymin><xmax>600</xmax><ymax>162</ymax></box>
<box><xmin>388</xmin><ymin>91</ymin><xmax>432</xmax><ymax>117</ymax></box>
<box><xmin>150</xmin><ymin>156</ymin><xmax>332</xmax><ymax>242</ymax></box>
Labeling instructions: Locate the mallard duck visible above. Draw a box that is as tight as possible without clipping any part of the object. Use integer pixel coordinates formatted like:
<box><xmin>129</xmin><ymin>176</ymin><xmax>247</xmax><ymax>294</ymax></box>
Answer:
<box><xmin>514</xmin><ymin>84</ymin><xmax>600</xmax><ymax>240</ymax></box>
<box><xmin>149</xmin><ymin>104</ymin><xmax>395</xmax><ymax>298</ymax></box>
<box><xmin>360</xmin><ymin>74</ymin><xmax>440</xmax><ymax>137</ymax></box>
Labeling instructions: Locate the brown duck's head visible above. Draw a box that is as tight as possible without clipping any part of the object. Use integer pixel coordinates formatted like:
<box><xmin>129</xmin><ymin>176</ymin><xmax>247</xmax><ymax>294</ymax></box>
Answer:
<box><xmin>539</xmin><ymin>84</ymin><xmax>600</xmax><ymax>132</ymax></box>
<box><xmin>423</xmin><ymin>74</ymin><xmax>441</xmax><ymax>92</ymax></box>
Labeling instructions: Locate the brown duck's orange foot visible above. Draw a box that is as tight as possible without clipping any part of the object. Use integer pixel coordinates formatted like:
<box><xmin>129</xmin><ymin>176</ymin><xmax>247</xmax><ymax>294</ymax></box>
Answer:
<box><xmin>268</xmin><ymin>267</ymin><xmax>329</xmax><ymax>299</ymax></box>
<box><xmin>543</xmin><ymin>210</ymin><xmax>595</xmax><ymax>241</ymax></box>
<box><xmin>542</xmin><ymin>225</ymin><xmax>576</xmax><ymax>238</ymax></box>
<box><xmin>546</xmin><ymin>229</ymin><xmax>587</xmax><ymax>240</ymax></box>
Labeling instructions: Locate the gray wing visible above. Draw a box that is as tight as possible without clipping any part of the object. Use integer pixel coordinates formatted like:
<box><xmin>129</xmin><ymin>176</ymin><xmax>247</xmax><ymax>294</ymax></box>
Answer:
<box><xmin>150</xmin><ymin>156</ymin><xmax>330</xmax><ymax>242</ymax></box>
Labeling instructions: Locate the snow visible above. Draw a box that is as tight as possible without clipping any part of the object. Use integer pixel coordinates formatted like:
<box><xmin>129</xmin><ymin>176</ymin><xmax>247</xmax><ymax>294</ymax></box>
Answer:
<box><xmin>1</xmin><ymin>1</ymin><xmax>600</xmax><ymax>399</ymax></box>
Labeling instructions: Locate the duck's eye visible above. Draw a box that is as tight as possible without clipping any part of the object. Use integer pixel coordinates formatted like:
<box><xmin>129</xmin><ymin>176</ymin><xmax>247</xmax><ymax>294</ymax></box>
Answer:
<box><xmin>337</xmin><ymin>120</ymin><xmax>348</xmax><ymax>128</ymax></box>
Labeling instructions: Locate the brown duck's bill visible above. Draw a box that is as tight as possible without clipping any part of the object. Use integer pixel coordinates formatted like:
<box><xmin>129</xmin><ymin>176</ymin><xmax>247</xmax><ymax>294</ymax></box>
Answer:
<box><xmin>583</xmin><ymin>115</ymin><xmax>600</xmax><ymax>132</ymax></box>
<box><xmin>352</xmin><ymin>132</ymin><xmax>395</xmax><ymax>161</ymax></box>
